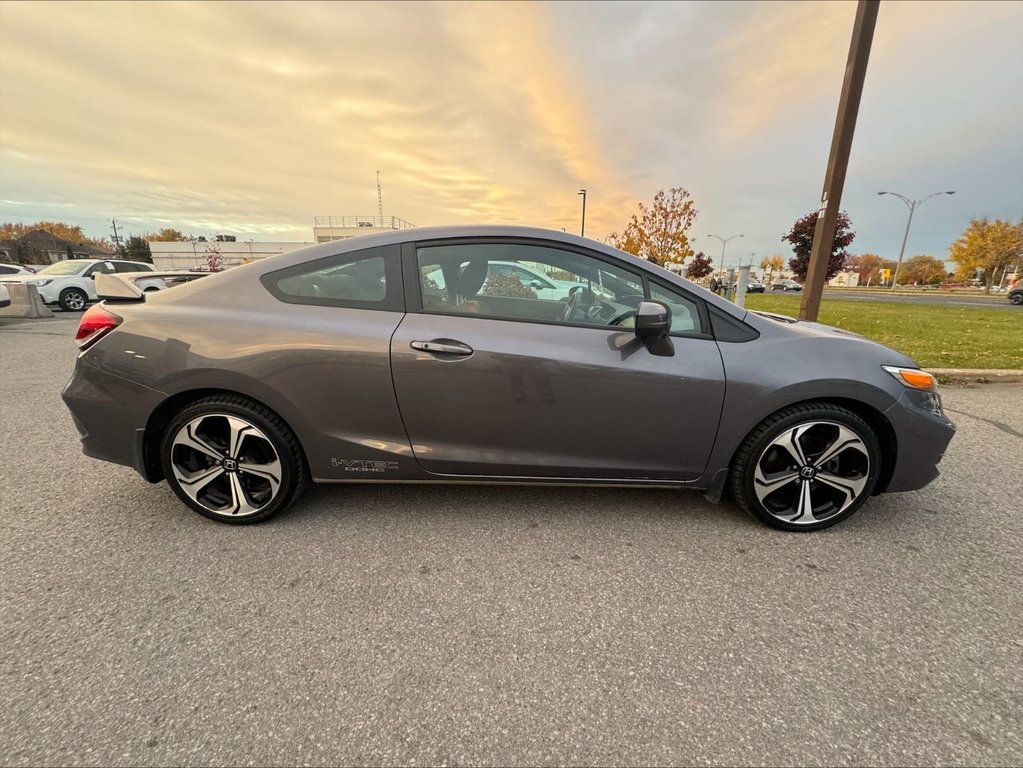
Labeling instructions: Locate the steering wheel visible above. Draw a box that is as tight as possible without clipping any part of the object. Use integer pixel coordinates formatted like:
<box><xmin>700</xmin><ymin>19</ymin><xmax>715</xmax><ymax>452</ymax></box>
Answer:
<box><xmin>561</xmin><ymin>288</ymin><xmax>582</xmax><ymax>321</ymax></box>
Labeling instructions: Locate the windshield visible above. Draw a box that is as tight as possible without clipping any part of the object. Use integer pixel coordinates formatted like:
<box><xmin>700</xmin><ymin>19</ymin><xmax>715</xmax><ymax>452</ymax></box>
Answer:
<box><xmin>37</xmin><ymin>261</ymin><xmax>91</xmax><ymax>276</ymax></box>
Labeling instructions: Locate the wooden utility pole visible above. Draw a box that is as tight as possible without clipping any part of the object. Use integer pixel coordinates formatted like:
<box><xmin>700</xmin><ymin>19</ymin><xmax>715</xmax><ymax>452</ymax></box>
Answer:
<box><xmin>799</xmin><ymin>0</ymin><xmax>880</xmax><ymax>321</ymax></box>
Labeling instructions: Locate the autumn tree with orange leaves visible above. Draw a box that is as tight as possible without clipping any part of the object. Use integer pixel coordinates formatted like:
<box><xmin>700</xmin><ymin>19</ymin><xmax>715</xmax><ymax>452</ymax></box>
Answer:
<box><xmin>608</xmin><ymin>187</ymin><xmax>698</xmax><ymax>267</ymax></box>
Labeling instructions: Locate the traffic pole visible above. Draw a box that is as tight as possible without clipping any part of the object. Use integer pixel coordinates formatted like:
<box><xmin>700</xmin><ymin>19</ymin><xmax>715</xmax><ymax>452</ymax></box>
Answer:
<box><xmin>799</xmin><ymin>0</ymin><xmax>879</xmax><ymax>321</ymax></box>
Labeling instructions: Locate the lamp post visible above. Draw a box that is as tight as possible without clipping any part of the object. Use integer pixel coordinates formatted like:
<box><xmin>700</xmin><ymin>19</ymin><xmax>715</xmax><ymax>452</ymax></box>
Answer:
<box><xmin>707</xmin><ymin>233</ymin><xmax>744</xmax><ymax>275</ymax></box>
<box><xmin>878</xmin><ymin>190</ymin><xmax>955</xmax><ymax>289</ymax></box>
<box><xmin>578</xmin><ymin>189</ymin><xmax>587</xmax><ymax>237</ymax></box>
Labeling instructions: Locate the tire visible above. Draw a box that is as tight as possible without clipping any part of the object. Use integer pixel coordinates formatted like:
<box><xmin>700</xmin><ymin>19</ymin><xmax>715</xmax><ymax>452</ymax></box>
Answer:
<box><xmin>58</xmin><ymin>287</ymin><xmax>88</xmax><ymax>311</ymax></box>
<box><xmin>161</xmin><ymin>395</ymin><xmax>307</xmax><ymax>524</ymax></box>
<box><xmin>1010</xmin><ymin>293</ymin><xmax>1023</xmax><ymax>305</ymax></box>
<box><xmin>730</xmin><ymin>402</ymin><xmax>880</xmax><ymax>531</ymax></box>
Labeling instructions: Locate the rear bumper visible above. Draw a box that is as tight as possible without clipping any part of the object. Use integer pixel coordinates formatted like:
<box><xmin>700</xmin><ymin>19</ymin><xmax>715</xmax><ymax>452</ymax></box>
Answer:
<box><xmin>61</xmin><ymin>355</ymin><xmax>165</xmax><ymax>476</ymax></box>
<box><xmin>883</xmin><ymin>387</ymin><xmax>956</xmax><ymax>492</ymax></box>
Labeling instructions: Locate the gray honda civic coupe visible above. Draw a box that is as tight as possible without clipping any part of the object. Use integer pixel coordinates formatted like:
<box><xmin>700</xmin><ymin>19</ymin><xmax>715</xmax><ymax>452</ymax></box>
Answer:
<box><xmin>62</xmin><ymin>226</ymin><xmax>955</xmax><ymax>531</ymax></box>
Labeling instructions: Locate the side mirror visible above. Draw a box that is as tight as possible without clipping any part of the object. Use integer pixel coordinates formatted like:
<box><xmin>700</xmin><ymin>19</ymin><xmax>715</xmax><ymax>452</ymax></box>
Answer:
<box><xmin>635</xmin><ymin>300</ymin><xmax>671</xmax><ymax>340</ymax></box>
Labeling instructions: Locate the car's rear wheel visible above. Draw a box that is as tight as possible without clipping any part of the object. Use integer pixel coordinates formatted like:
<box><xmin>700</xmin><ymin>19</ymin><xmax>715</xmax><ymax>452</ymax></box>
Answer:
<box><xmin>730</xmin><ymin>403</ymin><xmax>880</xmax><ymax>531</ymax></box>
<box><xmin>58</xmin><ymin>287</ymin><xmax>88</xmax><ymax>311</ymax></box>
<box><xmin>161</xmin><ymin>395</ymin><xmax>307</xmax><ymax>524</ymax></box>
<box><xmin>1010</xmin><ymin>292</ymin><xmax>1022</xmax><ymax>305</ymax></box>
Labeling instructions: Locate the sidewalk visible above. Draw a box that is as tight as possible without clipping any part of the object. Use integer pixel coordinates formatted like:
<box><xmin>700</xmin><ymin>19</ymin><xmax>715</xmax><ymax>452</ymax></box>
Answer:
<box><xmin>928</xmin><ymin>368</ymin><xmax>1023</xmax><ymax>383</ymax></box>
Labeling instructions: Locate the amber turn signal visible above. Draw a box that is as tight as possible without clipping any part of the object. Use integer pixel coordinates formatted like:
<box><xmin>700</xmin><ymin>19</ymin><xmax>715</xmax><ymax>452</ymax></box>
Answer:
<box><xmin>882</xmin><ymin>365</ymin><xmax>936</xmax><ymax>391</ymax></box>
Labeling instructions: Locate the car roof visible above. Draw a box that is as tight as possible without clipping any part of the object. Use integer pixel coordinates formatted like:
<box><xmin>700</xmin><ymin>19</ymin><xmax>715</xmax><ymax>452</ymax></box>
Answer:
<box><xmin>171</xmin><ymin>225</ymin><xmax>751</xmax><ymax>320</ymax></box>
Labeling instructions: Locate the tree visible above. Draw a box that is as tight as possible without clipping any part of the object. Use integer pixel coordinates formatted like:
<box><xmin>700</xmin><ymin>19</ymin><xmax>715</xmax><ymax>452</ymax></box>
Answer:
<box><xmin>782</xmin><ymin>210</ymin><xmax>855</xmax><ymax>281</ymax></box>
<box><xmin>123</xmin><ymin>235</ymin><xmax>153</xmax><ymax>263</ymax></box>
<box><xmin>0</xmin><ymin>220</ymin><xmax>110</xmax><ymax>250</ymax></box>
<box><xmin>201</xmin><ymin>244</ymin><xmax>224</xmax><ymax>272</ymax></box>
<box><xmin>760</xmin><ymin>254</ymin><xmax>784</xmax><ymax>283</ymax></box>
<box><xmin>607</xmin><ymin>187</ymin><xmax>698</xmax><ymax>266</ymax></box>
<box><xmin>898</xmin><ymin>255</ymin><xmax>946</xmax><ymax>286</ymax></box>
<box><xmin>949</xmin><ymin>218</ymin><xmax>1023</xmax><ymax>294</ymax></box>
<box><xmin>146</xmin><ymin>228</ymin><xmax>189</xmax><ymax>242</ymax></box>
<box><xmin>685</xmin><ymin>251</ymin><xmax>713</xmax><ymax>280</ymax></box>
<box><xmin>845</xmin><ymin>253</ymin><xmax>894</xmax><ymax>285</ymax></box>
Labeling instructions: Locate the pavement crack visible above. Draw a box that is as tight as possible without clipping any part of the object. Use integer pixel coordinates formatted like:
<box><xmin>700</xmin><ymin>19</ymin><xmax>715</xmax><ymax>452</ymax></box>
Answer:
<box><xmin>944</xmin><ymin>407</ymin><xmax>1023</xmax><ymax>440</ymax></box>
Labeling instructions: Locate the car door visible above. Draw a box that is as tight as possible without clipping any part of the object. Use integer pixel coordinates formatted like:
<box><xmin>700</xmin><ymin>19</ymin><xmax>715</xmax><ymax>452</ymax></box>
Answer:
<box><xmin>390</xmin><ymin>239</ymin><xmax>726</xmax><ymax>481</ymax></box>
<box><xmin>82</xmin><ymin>261</ymin><xmax>115</xmax><ymax>299</ymax></box>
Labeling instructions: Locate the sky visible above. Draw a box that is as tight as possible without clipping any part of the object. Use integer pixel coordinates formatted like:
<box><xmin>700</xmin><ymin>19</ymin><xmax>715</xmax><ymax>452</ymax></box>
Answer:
<box><xmin>0</xmin><ymin>0</ymin><xmax>1021</xmax><ymax>268</ymax></box>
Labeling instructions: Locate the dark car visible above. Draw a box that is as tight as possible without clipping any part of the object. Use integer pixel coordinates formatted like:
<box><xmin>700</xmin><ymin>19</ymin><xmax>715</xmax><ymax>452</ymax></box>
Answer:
<box><xmin>772</xmin><ymin>279</ymin><xmax>802</xmax><ymax>291</ymax></box>
<box><xmin>62</xmin><ymin>226</ymin><xmax>955</xmax><ymax>531</ymax></box>
<box><xmin>1009</xmin><ymin>285</ymin><xmax>1022</xmax><ymax>305</ymax></box>
<box><xmin>732</xmin><ymin>280</ymin><xmax>765</xmax><ymax>294</ymax></box>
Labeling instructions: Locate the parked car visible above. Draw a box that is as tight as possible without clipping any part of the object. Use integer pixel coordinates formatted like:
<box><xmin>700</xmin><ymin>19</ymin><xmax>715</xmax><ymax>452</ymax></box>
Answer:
<box><xmin>0</xmin><ymin>283</ymin><xmax>9</xmax><ymax>309</ymax></box>
<box><xmin>424</xmin><ymin>259</ymin><xmax>587</xmax><ymax>302</ymax></box>
<box><xmin>0</xmin><ymin>259</ymin><xmax>163</xmax><ymax>311</ymax></box>
<box><xmin>62</xmin><ymin>226</ymin><xmax>955</xmax><ymax>531</ymax></box>
<box><xmin>0</xmin><ymin>263</ymin><xmax>35</xmax><ymax>275</ymax></box>
<box><xmin>1009</xmin><ymin>285</ymin><xmax>1023</xmax><ymax>305</ymax></box>
<box><xmin>732</xmin><ymin>280</ymin><xmax>765</xmax><ymax>294</ymax></box>
<box><xmin>772</xmin><ymin>279</ymin><xmax>803</xmax><ymax>292</ymax></box>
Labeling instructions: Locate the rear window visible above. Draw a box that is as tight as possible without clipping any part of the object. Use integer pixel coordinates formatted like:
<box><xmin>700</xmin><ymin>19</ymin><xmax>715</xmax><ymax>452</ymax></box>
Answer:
<box><xmin>261</xmin><ymin>244</ymin><xmax>403</xmax><ymax>311</ymax></box>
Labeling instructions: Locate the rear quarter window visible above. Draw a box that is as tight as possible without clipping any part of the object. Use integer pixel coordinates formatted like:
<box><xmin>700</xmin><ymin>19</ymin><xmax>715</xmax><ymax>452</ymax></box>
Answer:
<box><xmin>261</xmin><ymin>244</ymin><xmax>403</xmax><ymax>311</ymax></box>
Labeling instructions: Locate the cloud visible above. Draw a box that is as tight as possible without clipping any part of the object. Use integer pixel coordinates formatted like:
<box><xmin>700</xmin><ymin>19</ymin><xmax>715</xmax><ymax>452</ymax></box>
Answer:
<box><xmin>0</xmin><ymin>0</ymin><xmax>1019</xmax><ymax>259</ymax></box>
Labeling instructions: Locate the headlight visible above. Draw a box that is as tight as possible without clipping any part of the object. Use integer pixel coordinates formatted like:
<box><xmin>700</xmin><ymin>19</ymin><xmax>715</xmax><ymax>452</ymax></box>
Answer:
<box><xmin>29</xmin><ymin>279</ymin><xmax>52</xmax><ymax>287</ymax></box>
<box><xmin>882</xmin><ymin>365</ymin><xmax>936</xmax><ymax>391</ymax></box>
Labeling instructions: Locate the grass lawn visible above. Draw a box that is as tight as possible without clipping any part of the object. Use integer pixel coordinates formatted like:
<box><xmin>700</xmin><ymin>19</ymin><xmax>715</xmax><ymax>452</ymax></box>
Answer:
<box><xmin>742</xmin><ymin>294</ymin><xmax>1023</xmax><ymax>369</ymax></box>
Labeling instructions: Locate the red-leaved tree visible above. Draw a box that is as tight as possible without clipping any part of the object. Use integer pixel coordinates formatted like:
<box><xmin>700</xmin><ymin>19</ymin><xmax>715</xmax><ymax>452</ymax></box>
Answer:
<box><xmin>783</xmin><ymin>210</ymin><xmax>855</xmax><ymax>281</ymax></box>
<box><xmin>685</xmin><ymin>251</ymin><xmax>713</xmax><ymax>280</ymax></box>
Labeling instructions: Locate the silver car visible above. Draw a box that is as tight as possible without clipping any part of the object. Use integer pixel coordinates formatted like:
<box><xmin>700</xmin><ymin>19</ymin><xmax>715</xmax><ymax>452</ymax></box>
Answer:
<box><xmin>62</xmin><ymin>227</ymin><xmax>955</xmax><ymax>531</ymax></box>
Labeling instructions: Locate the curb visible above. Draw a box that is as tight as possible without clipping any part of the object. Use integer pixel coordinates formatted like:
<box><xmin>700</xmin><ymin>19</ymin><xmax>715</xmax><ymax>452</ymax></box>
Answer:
<box><xmin>927</xmin><ymin>369</ymin><xmax>1023</xmax><ymax>384</ymax></box>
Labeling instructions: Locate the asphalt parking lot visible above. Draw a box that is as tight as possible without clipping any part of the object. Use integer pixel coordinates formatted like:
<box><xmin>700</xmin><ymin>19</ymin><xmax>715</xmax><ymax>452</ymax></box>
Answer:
<box><xmin>2</xmin><ymin>313</ymin><xmax>1021</xmax><ymax>766</ymax></box>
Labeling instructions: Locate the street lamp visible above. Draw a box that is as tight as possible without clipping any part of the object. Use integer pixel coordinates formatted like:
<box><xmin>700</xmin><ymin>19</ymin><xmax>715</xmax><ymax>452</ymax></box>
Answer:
<box><xmin>707</xmin><ymin>233</ymin><xmax>744</xmax><ymax>273</ymax></box>
<box><xmin>878</xmin><ymin>190</ymin><xmax>955</xmax><ymax>288</ymax></box>
<box><xmin>578</xmin><ymin>189</ymin><xmax>587</xmax><ymax>237</ymax></box>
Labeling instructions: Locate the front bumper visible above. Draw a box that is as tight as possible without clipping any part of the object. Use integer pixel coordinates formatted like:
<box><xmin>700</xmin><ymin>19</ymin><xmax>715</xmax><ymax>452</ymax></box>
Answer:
<box><xmin>61</xmin><ymin>355</ymin><xmax>166</xmax><ymax>475</ymax></box>
<box><xmin>882</xmin><ymin>387</ymin><xmax>956</xmax><ymax>492</ymax></box>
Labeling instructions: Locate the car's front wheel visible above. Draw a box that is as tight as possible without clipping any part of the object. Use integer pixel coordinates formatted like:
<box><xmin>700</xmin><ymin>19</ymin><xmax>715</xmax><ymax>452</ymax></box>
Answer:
<box><xmin>161</xmin><ymin>395</ymin><xmax>307</xmax><ymax>524</ymax></box>
<box><xmin>730</xmin><ymin>403</ymin><xmax>880</xmax><ymax>531</ymax></box>
<box><xmin>58</xmin><ymin>287</ymin><xmax>88</xmax><ymax>311</ymax></box>
<box><xmin>1010</xmin><ymin>292</ymin><xmax>1023</xmax><ymax>305</ymax></box>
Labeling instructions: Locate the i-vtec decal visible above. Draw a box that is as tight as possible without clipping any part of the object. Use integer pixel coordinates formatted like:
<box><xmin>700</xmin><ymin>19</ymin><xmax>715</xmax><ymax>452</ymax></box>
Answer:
<box><xmin>331</xmin><ymin>458</ymin><xmax>399</xmax><ymax>473</ymax></box>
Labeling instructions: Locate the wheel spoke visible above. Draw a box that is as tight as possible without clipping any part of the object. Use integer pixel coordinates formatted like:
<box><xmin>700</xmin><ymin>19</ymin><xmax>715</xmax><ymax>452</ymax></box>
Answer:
<box><xmin>226</xmin><ymin>416</ymin><xmax>258</xmax><ymax>458</ymax></box>
<box><xmin>753</xmin><ymin>466</ymin><xmax>800</xmax><ymax>504</ymax></box>
<box><xmin>173</xmin><ymin>464</ymin><xmax>225</xmax><ymax>501</ymax></box>
<box><xmin>813</xmin><ymin>426</ymin><xmax>867</xmax><ymax>468</ymax></box>
<box><xmin>775</xmin><ymin>424</ymin><xmax>812</xmax><ymax>467</ymax></box>
<box><xmin>816</xmin><ymin>471</ymin><xmax>868</xmax><ymax>513</ymax></box>
<box><xmin>227</xmin><ymin>472</ymin><xmax>261</xmax><ymax>516</ymax></box>
<box><xmin>237</xmin><ymin>458</ymin><xmax>282</xmax><ymax>495</ymax></box>
<box><xmin>172</xmin><ymin>422</ymin><xmax>224</xmax><ymax>461</ymax></box>
<box><xmin>778</xmin><ymin>479</ymin><xmax>816</xmax><ymax>525</ymax></box>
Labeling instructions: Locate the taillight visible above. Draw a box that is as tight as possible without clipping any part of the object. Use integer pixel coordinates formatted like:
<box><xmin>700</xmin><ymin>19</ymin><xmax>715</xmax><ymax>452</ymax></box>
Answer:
<box><xmin>75</xmin><ymin>304</ymin><xmax>122</xmax><ymax>350</ymax></box>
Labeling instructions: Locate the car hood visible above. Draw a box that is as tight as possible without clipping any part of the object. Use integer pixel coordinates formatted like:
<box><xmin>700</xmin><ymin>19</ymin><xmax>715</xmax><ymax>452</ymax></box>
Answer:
<box><xmin>747</xmin><ymin>310</ymin><xmax>919</xmax><ymax>368</ymax></box>
<box><xmin>0</xmin><ymin>273</ymin><xmax>51</xmax><ymax>283</ymax></box>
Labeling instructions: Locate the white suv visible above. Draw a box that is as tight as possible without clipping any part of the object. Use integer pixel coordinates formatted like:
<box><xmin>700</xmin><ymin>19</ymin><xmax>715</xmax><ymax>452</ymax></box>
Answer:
<box><xmin>0</xmin><ymin>259</ymin><xmax>163</xmax><ymax>311</ymax></box>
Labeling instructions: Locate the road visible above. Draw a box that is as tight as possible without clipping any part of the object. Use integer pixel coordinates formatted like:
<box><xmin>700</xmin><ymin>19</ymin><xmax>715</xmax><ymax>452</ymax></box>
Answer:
<box><xmin>820</xmin><ymin>290</ymin><xmax>1016</xmax><ymax>309</ymax></box>
<box><xmin>2</xmin><ymin>314</ymin><xmax>1022</xmax><ymax>766</ymax></box>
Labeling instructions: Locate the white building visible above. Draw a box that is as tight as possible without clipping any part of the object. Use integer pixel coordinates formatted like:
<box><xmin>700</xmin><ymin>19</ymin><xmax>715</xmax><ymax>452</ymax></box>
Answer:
<box><xmin>828</xmin><ymin>270</ymin><xmax>861</xmax><ymax>288</ymax></box>
<box><xmin>149</xmin><ymin>215</ymin><xmax>415</xmax><ymax>271</ymax></box>
<box><xmin>150</xmin><ymin>241</ymin><xmax>311</xmax><ymax>271</ymax></box>
<box><xmin>313</xmin><ymin>215</ymin><xmax>415</xmax><ymax>243</ymax></box>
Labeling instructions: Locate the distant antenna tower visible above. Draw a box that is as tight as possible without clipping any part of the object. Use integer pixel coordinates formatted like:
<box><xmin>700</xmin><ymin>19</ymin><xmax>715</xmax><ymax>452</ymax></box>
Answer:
<box><xmin>376</xmin><ymin>171</ymin><xmax>383</xmax><ymax>220</ymax></box>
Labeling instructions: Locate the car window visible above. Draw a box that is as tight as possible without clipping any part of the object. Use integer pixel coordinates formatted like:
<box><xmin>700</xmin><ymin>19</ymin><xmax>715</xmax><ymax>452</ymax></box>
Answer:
<box><xmin>649</xmin><ymin>283</ymin><xmax>702</xmax><ymax>334</ymax></box>
<box><xmin>0</xmin><ymin>264</ymin><xmax>19</xmax><ymax>274</ymax></box>
<box><xmin>85</xmin><ymin>262</ymin><xmax>115</xmax><ymax>276</ymax></box>
<box><xmin>416</xmin><ymin>242</ymin><xmax>645</xmax><ymax>328</ymax></box>
<box><xmin>262</xmin><ymin>244</ymin><xmax>402</xmax><ymax>311</ymax></box>
<box><xmin>38</xmin><ymin>261</ymin><xmax>89</xmax><ymax>275</ymax></box>
<box><xmin>113</xmin><ymin>261</ymin><xmax>147</xmax><ymax>273</ymax></box>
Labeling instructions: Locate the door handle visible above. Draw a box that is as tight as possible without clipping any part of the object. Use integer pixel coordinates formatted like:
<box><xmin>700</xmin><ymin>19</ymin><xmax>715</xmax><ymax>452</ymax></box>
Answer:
<box><xmin>410</xmin><ymin>339</ymin><xmax>474</xmax><ymax>356</ymax></box>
